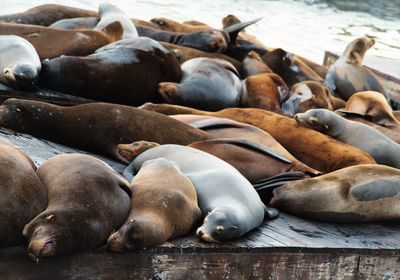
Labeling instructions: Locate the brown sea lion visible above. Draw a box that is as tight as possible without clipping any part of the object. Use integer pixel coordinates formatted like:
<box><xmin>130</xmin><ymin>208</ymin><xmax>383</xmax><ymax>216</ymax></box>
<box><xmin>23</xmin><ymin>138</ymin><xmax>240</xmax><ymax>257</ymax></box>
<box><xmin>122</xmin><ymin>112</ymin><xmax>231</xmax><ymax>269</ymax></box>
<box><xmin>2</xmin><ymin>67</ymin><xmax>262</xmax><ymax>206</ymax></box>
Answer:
<box><xmin>270</xmin><ymin>164</ymin><xmax>400</xmax><ymax>223</ymax></box>
<box><xmin>0</xmin><ymin>22</ymin><xmax>123</xmax><ymax>60</ymax></box>
<box><xmin>242</xmin><ymin>51</ymin><xmax>273</xmax><ymax>77</ymax></box>
<box><xmin>127</xmin><ymin>144</ymin><xmax>269</xmax><ymax>242</ymax></box>
<box><xmin>324</xmin><ymin>37</ymin><xmax>386</xmax><ymax>101</ymax></box>
<box><xmin>281</xmin><ymin>81</ymin><xmax>346</xmax><ymax>117</ymax></box>
<box><xmin>0</xmin><ymin>35</ymin><xmax>41</xmax><ymax>90</ymax></box>
<box><xmin>94</xmin><ymin>3</ymin><xmax>138</xmax><ymax>38</ymax></box>
<box><xmin>261</xmin><ymin>48</ymin><xmax>324</xmax><ymax>87</ymax></box>
<box><xmin>39</xmin><ymin>37</ymin><xmax>182</xmax><ymax>106</ymax></box>
<box><xmin>158</xmin><ymin>57</ymin><xmax>243</xmax><ymax>111</ymax></box>
<box><xmin>139</xmin><ymin>103</ymin><xmax>376</xmax><ymax>173</ymax></box>
<box><xmin>160</xmin><ymin>42</ymin><xmax>242</xmax><ymax>76</ymax></box>
<box><xmin>0</xmin><ymin>4</ymin><xmax>97</xmax><ymax>26</ymax></box>
<box><xmin>23</xmin><ymin>154</ymin><xmax>131</xmax><ymax>259</ymax></box>
<box><xmin>343</xmin><ymin>91</ymin><xmax>400</xmax><ymax>132</ymax></box>
<box><xmin>242</xmin><ymin>73</ymin><xmax>289</xmax><ymax>113</ymax></box>
<box><xmin>0</xmin><ymin>143</ymin><xmax>47</xmax><ymax>248</ymax></box>
<box><xmin>150</xmin><ymin>17</ymin><xmax>211</xmax><ymax>32</ymax></box>
<box><xmin>295</xmin><ymin>109</ymin><xmax>400</xmax><ymax>168</ymax></box>
<box><xmin>0</xmin><ymin>99</ymin><xmax>214</xmax><ymax>163</ymax></box>
<box><xmin>107</xmin><ymin>158</ymin><xmax>201</xmax><ymax>251</ymax></box>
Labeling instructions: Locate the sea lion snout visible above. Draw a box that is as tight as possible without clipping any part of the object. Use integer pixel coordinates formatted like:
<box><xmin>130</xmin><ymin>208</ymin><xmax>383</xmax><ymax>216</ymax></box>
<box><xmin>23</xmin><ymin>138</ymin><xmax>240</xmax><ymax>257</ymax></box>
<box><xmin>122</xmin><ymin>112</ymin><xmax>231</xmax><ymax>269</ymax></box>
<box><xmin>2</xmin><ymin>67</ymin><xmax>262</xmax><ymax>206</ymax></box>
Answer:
<box><xmin>27</xmin><ymin>238</ymin><xmax>56</xmax><ymax>259</ymax></box>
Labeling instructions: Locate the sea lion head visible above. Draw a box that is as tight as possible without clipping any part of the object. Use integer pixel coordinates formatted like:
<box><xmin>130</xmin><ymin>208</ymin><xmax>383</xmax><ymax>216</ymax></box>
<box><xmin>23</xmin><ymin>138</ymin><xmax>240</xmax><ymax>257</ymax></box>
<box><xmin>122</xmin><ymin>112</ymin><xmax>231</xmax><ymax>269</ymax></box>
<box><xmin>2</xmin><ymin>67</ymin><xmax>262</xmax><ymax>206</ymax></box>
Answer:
<box><xmin>343</xmin><ymin>37</ymin><xmax>375</xmax><ymax>65</ymax></box>
<box><xmin>196</xmin><ymin>205</ymin><xmax>242</xmax><ymax>242</ymax></box>
<box><xmin>294</xmin><ymin>109</ymin><xmax>334</xmax><ymax>133</ymax></box>
<box><xmin>3</xmin><ymin>64</ymin><xmax>38</xmax><ymax>90</ymax></box>
<box><xmin>107</xmin><ymin>217</ymin><xmax>165</xmax><ymax>251</ymax></box>
<box><xmin>23</xmin><ymin>212</ymin><xmax>68</xmax><ymax>260</ymax></box>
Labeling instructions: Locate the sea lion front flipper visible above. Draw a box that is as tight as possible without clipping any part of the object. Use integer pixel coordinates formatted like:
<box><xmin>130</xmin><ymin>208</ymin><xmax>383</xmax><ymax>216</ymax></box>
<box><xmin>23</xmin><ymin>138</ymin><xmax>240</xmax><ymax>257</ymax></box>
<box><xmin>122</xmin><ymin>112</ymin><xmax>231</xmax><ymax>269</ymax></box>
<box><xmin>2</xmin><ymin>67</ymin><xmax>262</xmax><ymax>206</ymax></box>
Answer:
<box><xmin>264</xmin><ymin>206</ymin><xmax>279</xmax><ymax>220</ymax></box>
<box><xmin>223</xmin><ymin>17</ymin><xmax>263</xmax><ymax>44</ymax></box>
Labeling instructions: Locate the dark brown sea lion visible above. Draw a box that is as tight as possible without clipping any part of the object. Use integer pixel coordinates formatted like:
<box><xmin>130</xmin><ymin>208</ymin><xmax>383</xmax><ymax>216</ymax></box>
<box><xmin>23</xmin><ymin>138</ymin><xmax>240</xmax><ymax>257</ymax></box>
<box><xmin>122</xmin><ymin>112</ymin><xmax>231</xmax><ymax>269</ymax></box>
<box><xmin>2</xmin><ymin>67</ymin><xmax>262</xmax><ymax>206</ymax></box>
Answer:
<box><xmin>242</xmin><ymin>73</ymin><xmax>289</xmax><ymax>113</ymax></box>
<box><xmin>158</xmin><ymin>57</ymin><xmax>243</xmax><ymax>111</ymax></box>
<box><xmin>0</xmin><ymin>35</ymin><xmax>41</xmax><ymax>90</ymax></box>
<box><xmin>94</xmin><ymin>3</ymin><xmax>138</xmax><ymax>38</ymax></box>
<box><xmin>0</xmin><ymin>22</ymin><xmax>123</xmax><ymax>60</ymax></box>
<box><xmin>0</xmin><ymin>4</ymin><xmax>97</xmax><ymax>26</ymax></box>
<box><xmin>270</xmin><ymin>164</ymin><xmax>400</xmax><ymax>223</ymax></box>
<box><xmin>324</xmin><ymin>37</ymin><xmax>386</xmax><ymax>101</ymax></box>
<box><xmin>188</xmin><ymin>138</ymin><xmax>316</xmax><ymax>183</ymax></box>
<box><xmin>281</xmin><ymin>81</ymin><xmax>346</xmax><ymax>117</ymax></box>
<box><xmin>295</xmin><ymin>109</ymin><xmax>400</xmax><ymax>168</ymax></box>
<box><xmin>23</xmin><ymin>154</ymin><xmax>131</xmax><ymax>259</ymax></box>
<box><xmin>139</xmin><ymin>103</ymin><xmax>377</xmax><ymax>173</ymax></box>
<box><xmin>261</xmin><ymin>48</ymin><xmax>324</xmax><ymax>87</ymax></box>
<box><xmin>344</xmin><ymin>91</ymin><xmax>400</xmax><ymax>132</ymax></box>
<box><xmin>159</xmin><ymin>42</ymin><xmax>243</xmax><ymax>76</ymax></box>
<box><xmin>0</xmin><ymin>143</ymin><xmax>47</xmax><ymax>248</ymax></box>
<box><xmin>0</xmin><ymin>99</ymin><xmax>214</xmax><ymax>163</ymax></box>
<box><xmin>39</xmin><ymin>37</ymin><xmax>182</xmax><ymax>106</ymax></box>
<box><xmin>128</xmin><ymin>144</ymin><xmax>269</xmax><ymax>242</ymax></box>
<box><xmin>242</xmin><ymin>51</ymin><xmax>273</xmax><ymax>77</ymax></box>
<box><xmin>107</xmin><ymin>158</ymin><xmax>201</xmax><ymax>251</ymax></box>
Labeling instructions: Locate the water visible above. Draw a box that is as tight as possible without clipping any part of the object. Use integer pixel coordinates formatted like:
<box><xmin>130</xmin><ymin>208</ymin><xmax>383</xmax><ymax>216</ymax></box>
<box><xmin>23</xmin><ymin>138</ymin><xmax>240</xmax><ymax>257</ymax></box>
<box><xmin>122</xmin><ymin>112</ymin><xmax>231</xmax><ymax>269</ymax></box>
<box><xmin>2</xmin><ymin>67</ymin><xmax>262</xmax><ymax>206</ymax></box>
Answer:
<box><xmin>2</xmin><ymin>0</ymin><xmax>400</xmax><ymax>77</ymax></box>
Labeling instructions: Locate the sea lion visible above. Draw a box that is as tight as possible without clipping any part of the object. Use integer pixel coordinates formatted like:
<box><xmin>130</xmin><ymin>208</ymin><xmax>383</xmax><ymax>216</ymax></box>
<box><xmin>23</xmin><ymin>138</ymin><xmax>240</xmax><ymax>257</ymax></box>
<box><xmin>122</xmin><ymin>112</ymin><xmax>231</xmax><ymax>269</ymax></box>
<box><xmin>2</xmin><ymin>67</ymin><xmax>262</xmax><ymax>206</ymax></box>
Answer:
<box><xmin>139</xmin><ymin>103</ymin><xmax>377</xmax><ymax>173</ymax></box>
<box><xmin>0</xmin><ymin>22</ymin><xmax>123</xmax><ymax>60</ymax></box>
<box><xmin>0</xmin><ymin>4</ymin><xmax>97</xmax><ymax>26</ymax></box>
<box><xmin>107</xmin><ymin>158</ymin><xmax>201</xmax><ymax>251</ymax></box>
<box><xmin>0</xmin><ymin>99</ymin><xmax>214</xmax><ymax>163</ymax></box>
<box><xmin>270</xmin><ymin>164</ymin><xmax>400</xmax><ymax>223</ymax></box>
<box><xmin>0</xmin><ymin>35</ymin><xmax>41</xmax><ymax>90</ymax></box>
<box><xmin>159</xmin><ymin>42</ymin><xmax>243</xmax><ymax>76</ymax></box>
<box><xmin>324</xmin><ymin>37</ymin><xmax>386</xmax><ymax>101</ymax></box>
<box><xmin>242</xmin><ymin>51</ymin><xmax>273</xmax><ymax>77</ymax></box>
<box><xmin>94</xmin><ymin>3</ymin><xmax>138</xmax><ymax>38</ymax></box>
<box><xmin>23</xmin><ymin>154</ymin><xmax>131</xmax><ymax>259</ymax></box>
<box><xmin>39</xmin><ymin>37</ymin><xmax>182</xmax><ymax>106</ymax></box>
<box><xmin>343</xmin><ymin>91</ymin><xmax>400</xmax><ymax>132</ymax></box>
<box><xmin>150</xmin><ymin>17</ymin><xmax>211</xmax><ymax>32</ymax></box>
<box><xmin>241</xmin><ymin>73</ymin><xmax>289</xmax><ymax>113</ymax></box>
<box><xmin>295</xmin><ymin>109</ymin><xmax>400</xmax><ymax>168</ymax></box>
<box><xmin>126</xmin><ymin>144</ymin><xmax>269</xmax><ymax>242</ymax></box>
<box><xmin>261</xmin><ymin>48</ymin><xmax>324</xmax><ymax>87</ymax></box>
<box><xmin>281</xmin><ymin>81</ymin><xmax>346</xmax><ymax>117</ymax></box>
<box><xmin>49</xmin><ymin>17</ymin><xmax>99</xmax><ymax>30</ymax></box>
<box><xmin>158</xmin><ymin>57</ymin><xmax>243</xmax><ymax>111</ymax></box>
<box><xmin>0</xmin><ymin>143</ymin><xmax>47</xmax><ymax>248</ymax></box>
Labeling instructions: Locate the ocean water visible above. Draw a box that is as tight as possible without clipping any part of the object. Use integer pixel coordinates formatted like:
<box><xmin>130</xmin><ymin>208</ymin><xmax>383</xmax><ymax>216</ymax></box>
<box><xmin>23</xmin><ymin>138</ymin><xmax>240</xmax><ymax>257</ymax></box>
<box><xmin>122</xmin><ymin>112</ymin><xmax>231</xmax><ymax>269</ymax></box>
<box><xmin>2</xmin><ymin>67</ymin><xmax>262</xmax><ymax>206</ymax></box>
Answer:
<box><xmin>2</xmin><ymin>0</ymin><xmax>400</xmax><ymax>77</ymax></box>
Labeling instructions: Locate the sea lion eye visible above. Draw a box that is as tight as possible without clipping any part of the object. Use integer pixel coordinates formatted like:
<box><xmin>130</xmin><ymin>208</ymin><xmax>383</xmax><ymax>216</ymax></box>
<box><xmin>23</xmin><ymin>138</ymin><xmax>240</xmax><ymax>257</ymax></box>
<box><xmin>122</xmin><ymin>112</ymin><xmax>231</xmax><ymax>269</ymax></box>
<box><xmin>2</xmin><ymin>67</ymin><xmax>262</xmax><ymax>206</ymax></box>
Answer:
<box><xmin>310</xmin><ymin>117</ymin><xmax>318</xmax><ymax>126</ymax></box>
<box><xmin>46</xmin><ymin>215</ymin><xmax>55</xmax><ymax>221</ymax></box>
<box><xmin>216</xmin><ymin>225</ymin><xmax>224</xmax><ymax>233</ymax></box>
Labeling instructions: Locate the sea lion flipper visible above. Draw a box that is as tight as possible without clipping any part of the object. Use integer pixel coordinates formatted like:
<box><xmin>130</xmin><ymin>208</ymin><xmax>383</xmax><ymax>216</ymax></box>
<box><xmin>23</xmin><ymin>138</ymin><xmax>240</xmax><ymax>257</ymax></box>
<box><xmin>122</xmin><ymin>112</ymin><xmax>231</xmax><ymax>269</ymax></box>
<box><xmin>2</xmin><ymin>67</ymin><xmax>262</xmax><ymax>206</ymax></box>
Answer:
<box><xmin>263</xmin><ymin>206</ymin><xmax>279</xmax><ymax>220</ymax></box>
<box><xmin>223</xmin><ymin>17</ymin><xmax>263</xmax><ymax>44</ymax></box>
<box><xmin>122</xmin><ymin>161</ymin><xmax>136</xmax><ymax>183</ymax></box>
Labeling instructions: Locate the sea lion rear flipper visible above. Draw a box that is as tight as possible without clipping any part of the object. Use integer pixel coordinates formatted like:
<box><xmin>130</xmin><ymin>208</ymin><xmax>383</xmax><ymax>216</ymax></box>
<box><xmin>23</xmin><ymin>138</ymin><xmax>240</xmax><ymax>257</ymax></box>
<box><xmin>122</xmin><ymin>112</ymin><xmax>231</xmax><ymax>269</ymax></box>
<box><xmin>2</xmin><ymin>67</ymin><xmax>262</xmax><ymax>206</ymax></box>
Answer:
<box><xmin>335</xmin><ymin>109</ymin><xmax>373</xmax><ymax>122</ymax></box>
<box><xmin>223</xmin><ymin>17</ymin><xmax>263</xmax><ymax>45</ymax></box>
<box><xmin>263</xmin><ymin>206</ymin><xmax>279</xmax><ymax>220</ymax></box>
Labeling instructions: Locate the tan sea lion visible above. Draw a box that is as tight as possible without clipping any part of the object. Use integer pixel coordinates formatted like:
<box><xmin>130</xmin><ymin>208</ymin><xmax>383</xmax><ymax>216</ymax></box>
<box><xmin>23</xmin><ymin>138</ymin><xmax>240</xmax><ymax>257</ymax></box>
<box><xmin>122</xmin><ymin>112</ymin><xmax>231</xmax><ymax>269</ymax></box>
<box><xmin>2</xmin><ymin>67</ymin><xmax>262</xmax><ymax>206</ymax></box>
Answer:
<box><xmin>324</xmin><ymin>37</ymin><xmax>386</xmax><ymax>101</ymax></box>
<box><xmin>126</xmin><ymin>144</ymin><xmax>271</xmax><ymax>242</ymax></box>
<box><xmin>139</xmin><ymin>103</ymin><xmax>377</xmax><ymax>173</ymax></box>
<box><xmin>150</xmin><ymin>17</ymin><xmax>211</xmax><ymax>32</ymax></box>
<box><xmin>270</xmin><ymin>164</ymin><xmax>400</xmax><ymax>223</ymax></box>
<box><xmin>0</xmin><ymin>4</ymin><xmax>97</xmax><ymax>26</ymax></box>
<box><xmin>281</xmin><ymin>81</ymin><xmax>346</xmax><ymax>117</ymax></box>
<box><xmin>0</xmin><ymin>143</ymin><xmax>47</xmax><ymax>248</ymax></box>
<box><xmin>343</xmin><ymin>91</ymin><xmax>400</xmax><ymax>132</ymax></box>
<box><xmin>0</xmin><ymin>35</ymin><xmax>41</xmax><ymax>90</ymax></box>
<box><xmin>23</xmin><ymin>154</ymin><xmax>131</xmax><ymax>259</ymax></box>
<box><xmin>107</xmin><ymin>158</ymin><xmax>201</xmax><ymax>251</ymax></box>
<box><xmin>0</xmin><ymin>99</ymin><xmax>214</xmax><ymax>163</ymax></box>
<box><xmin>0</xmin><ymin>22</ymin><xmax>123</xmax><ymax>60</ymax></box>
<box><xmin>295</xmin><ymin>109</ymin><xmax>400</xmax><ymax>168</ymax></box>
<box><xmin>242</xmin><ymin>72</ymin><xmax>289</xmax><ymax>113</ymax></box>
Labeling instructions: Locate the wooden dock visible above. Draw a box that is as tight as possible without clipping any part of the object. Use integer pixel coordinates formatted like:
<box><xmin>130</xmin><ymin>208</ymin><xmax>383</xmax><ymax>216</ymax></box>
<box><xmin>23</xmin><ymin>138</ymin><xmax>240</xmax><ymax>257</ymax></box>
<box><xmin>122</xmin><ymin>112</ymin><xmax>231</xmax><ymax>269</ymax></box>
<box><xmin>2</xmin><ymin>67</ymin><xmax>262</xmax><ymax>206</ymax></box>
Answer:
<box><xmin>0</xmin><ymin>127</ymin><xmax>400</xmax><ymax>279</ymax></box>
